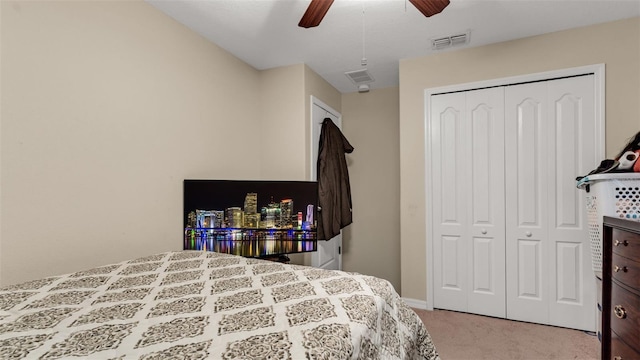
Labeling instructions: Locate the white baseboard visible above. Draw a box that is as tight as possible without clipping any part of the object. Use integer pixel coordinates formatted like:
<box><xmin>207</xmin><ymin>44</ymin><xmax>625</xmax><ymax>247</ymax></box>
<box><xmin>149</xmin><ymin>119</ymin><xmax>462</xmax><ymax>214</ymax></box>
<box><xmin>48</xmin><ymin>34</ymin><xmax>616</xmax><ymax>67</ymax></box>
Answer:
<box><xmin>402</xmin><ymin>297</ymin><xmax>429</xmax><ymax>310</ymax></box>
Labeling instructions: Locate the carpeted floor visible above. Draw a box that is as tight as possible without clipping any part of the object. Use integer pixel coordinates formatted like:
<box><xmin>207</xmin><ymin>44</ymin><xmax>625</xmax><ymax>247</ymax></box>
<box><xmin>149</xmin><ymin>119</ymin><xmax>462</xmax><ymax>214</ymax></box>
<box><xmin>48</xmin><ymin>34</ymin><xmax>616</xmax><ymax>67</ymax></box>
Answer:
<box><xmin>414</xmin><ymin>308</ymin><xmax>599</xmax><ymax>360</ymax></box>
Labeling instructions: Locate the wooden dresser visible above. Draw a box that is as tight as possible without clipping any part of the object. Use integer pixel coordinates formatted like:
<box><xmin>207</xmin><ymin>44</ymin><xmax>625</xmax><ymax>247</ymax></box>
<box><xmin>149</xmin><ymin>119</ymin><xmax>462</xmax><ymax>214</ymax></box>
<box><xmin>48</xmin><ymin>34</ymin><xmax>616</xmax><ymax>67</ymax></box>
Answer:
<box><xmin>602</xmin><ymin>216</ymin><xmax>640</xmax><ymax>360</ymax></box>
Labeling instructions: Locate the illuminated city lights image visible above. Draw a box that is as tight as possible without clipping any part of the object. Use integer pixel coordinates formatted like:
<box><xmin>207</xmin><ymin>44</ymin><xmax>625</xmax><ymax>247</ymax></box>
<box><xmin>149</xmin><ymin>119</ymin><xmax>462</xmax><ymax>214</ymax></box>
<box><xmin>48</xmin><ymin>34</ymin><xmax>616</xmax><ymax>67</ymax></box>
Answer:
<box><xmin>184</xmin><ymin>180</ymin><xmax>318</xmax><ymax>257</ymax></box>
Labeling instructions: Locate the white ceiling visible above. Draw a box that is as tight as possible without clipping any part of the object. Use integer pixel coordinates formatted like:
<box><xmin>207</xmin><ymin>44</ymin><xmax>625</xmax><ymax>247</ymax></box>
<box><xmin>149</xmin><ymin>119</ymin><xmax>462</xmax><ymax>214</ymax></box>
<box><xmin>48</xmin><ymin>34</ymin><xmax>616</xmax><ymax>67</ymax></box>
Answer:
<box><xmin>147</xmin><ymin>0</ymin><xmax>640</xmax><ymax>93</ymax></box>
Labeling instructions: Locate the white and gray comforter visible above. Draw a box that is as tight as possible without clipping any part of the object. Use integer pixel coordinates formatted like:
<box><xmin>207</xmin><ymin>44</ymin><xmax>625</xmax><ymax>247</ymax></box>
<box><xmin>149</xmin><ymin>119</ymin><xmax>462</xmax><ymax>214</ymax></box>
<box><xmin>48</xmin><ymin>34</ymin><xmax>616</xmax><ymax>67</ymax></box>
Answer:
<box><xmin>0</xmin><ymin>251</ymin><xmax>439</xmax><ymax>359</ymax></box>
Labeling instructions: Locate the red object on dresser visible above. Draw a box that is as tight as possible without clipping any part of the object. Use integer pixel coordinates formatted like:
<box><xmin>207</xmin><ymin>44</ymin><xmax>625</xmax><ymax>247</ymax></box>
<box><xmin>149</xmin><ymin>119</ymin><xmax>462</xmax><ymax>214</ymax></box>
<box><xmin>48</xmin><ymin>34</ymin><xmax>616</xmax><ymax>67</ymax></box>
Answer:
<box><xmin>634</xmin><ymin>150</ymin><xmax>640</xmax><ymax>172</ymax></box>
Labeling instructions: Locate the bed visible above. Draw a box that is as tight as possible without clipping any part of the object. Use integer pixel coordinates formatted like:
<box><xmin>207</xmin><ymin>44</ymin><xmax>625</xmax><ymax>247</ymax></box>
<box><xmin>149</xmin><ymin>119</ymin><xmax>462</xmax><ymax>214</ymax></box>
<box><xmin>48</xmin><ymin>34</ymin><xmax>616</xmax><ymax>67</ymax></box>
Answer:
<box><xmin>0</xmin><ymin>251</ymin><xmax>439</xmax><ymax>359</ymax></box>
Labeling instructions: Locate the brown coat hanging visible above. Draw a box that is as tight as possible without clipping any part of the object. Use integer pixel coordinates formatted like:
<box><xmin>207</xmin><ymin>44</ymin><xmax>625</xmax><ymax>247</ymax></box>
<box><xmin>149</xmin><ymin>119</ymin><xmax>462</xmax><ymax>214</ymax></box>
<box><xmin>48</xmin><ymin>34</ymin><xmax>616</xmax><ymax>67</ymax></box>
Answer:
<box><xmin>317</xmin><ymin>118</ymin><xmax>354</xmax><ymax>240</ymax></box>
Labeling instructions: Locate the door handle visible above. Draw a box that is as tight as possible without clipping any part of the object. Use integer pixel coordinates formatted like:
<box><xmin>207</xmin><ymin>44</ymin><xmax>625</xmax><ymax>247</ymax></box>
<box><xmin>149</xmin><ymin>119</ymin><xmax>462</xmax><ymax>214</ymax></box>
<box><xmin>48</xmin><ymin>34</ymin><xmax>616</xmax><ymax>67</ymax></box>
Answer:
<box><xmin>525</xmin><ymin>231</ymin><xmax>532</xmax><ymax>237</ymax></box>
<box><xmin>481</xmin><ymin>229</ymin><xmax>487</xmax><ymax>235</ymax></box>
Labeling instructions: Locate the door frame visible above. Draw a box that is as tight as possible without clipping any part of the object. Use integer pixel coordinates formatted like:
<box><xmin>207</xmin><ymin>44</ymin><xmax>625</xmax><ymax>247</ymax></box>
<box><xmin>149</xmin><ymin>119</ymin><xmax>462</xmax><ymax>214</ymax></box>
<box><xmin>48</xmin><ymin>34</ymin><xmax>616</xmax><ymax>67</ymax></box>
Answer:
<box><xmin>310</xmin><ymin>95</ymin><xmax>343</xmax><ymax>270</ymax></box>
<box><xmin>424</xmin><ymin>64</ymin><xmax>605</xmax><ymax>310</ymax></box>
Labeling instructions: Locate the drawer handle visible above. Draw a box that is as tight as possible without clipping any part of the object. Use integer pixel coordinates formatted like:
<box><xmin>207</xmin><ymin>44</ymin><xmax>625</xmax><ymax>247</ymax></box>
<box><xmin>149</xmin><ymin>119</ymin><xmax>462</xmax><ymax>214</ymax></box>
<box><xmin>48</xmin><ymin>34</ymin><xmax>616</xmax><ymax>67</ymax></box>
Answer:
<box><xmin>614</xmin><ymin>305</ymin><xmax>627</xmax><ymax>319</ymax></box>
<box><xmin>614</xmin><ymin>356</ymin><xmax>623</xmax><ymax>360</ymax></box>
<box><xmin>614</xmin><ymin>265</ymin><xmax>628</xmax><ymax>273</ymax></box>
<box><xmin>614</xmin><ymin>239</ymin><xmax>629</xmax><ymax>247</ymax></box>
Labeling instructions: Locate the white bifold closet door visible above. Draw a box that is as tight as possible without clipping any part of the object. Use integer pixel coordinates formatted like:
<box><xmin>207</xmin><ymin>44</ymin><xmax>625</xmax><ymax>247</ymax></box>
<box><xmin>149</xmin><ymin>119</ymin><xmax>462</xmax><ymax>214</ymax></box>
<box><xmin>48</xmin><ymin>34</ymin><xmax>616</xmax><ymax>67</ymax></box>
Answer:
<box><xmin>431</xmin><ymin>87</ymin><xmax>506</xmax><ymax>318</ymax></box>
<box><xmin>504</xmin><ymin>76</ymin><xmax>596</xmax><ymax>330</ymax></box>
<box><xmin>431</xmin><ymin>75</ymin><xmax>596</xmax><ymax>331</ymax></box>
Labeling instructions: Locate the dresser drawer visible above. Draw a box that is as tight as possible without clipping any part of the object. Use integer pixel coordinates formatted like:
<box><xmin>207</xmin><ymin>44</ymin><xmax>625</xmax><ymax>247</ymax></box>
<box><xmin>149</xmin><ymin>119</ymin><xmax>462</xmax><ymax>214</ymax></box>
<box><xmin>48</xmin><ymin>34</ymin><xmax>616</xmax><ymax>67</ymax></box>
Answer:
<box><xmin>610</xmin><ymin>282</ymin><xmax>640</xmax><ymax>353</ymax></box>
<box><xmin>611</xmin><ymin>253</ymin><xmax>640</xmax><ymax>290</ymax></box>
<box><xmin>611</xmin><ymin>329</ymin><xmax>640</xmax><ymax>360</ymax></box>
<box><xmin>612</xmin><ymin>228</ymin><xmax>640</xmax><ymax>260</ymax></box>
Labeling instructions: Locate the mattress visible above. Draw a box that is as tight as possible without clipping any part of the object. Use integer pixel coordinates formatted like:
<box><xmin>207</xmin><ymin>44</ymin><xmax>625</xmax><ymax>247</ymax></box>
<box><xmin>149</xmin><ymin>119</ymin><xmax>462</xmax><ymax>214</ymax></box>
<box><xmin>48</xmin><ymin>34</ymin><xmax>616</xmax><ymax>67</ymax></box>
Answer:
<box><xmin>0</xmin><ymin>251</ymin><xmax>439</xmax><ymax>359</ymax></box>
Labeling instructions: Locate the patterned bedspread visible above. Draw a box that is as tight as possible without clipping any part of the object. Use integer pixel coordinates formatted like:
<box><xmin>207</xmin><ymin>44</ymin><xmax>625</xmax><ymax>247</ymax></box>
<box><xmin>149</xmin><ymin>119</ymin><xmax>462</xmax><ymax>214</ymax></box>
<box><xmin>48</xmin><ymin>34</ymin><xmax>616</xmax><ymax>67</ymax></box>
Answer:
<box><xmin>0</xmin><ymin>251</ymin><xmax>439</xmax><ymax>359</ymax></box>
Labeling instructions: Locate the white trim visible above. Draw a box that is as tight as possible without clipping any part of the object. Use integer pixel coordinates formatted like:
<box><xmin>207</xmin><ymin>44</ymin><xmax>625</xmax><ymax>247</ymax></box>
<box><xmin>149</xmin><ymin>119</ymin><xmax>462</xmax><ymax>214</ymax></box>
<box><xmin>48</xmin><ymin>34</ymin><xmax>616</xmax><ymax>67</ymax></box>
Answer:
<box><xmin>309</xmin><ymin>96</ymin><xmax>341</xmax><ymax>181</ymax></box>
<box><xmin>311</xmin><ymin>96</ymin><xmax>340</xmax><ymax>120</ymax></box>
<box><xmin>424</xmin><ymin>91</ymin><xmax>435</xmax><ymax>311</ymax></box>
<box><xmin>426</xmin><ymin>64</ymin><xmax>605</xmax><ymax>97</ymax></box>
<box><xmin>593</xmin><ymin>64</ymin><xmax>606</xmax><ymax>162</ymax></box>
<box><xmin>402</xmin><ymin>297</ymin><xmax>429</xmax><ymax>310</ymax></box>
<box><xmin>424</xmin><ymin>64</ymin><xmax>606</xmax><ymax>312</ymax></box>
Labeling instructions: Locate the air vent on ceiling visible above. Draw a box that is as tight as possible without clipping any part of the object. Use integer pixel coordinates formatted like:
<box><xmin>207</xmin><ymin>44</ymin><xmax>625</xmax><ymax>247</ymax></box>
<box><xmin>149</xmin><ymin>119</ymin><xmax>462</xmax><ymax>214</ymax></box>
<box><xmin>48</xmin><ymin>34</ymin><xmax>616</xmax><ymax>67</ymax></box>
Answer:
<box><xmin>431</xmin><ymin>30</ymin><xmax>470</xmax><ymax>50</ymax></box>
<box><xmin>345</xmin><ymin>69</ymin><xmax>374</xmax><ymax>85</ymax></box>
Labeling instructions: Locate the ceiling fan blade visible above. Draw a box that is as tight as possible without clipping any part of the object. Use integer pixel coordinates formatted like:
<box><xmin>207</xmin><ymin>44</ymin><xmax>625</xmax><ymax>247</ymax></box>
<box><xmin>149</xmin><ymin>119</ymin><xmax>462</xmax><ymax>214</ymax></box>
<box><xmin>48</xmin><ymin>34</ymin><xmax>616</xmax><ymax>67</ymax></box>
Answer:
<box><xmin>298</xmin><ymin>0</ymin><xmax>334</xmax><ymax>28</ymax></box>
<box><xmin>409</xmin><ymin>0</ymin><xmax>450</xmax><ymax>17</ymax></box>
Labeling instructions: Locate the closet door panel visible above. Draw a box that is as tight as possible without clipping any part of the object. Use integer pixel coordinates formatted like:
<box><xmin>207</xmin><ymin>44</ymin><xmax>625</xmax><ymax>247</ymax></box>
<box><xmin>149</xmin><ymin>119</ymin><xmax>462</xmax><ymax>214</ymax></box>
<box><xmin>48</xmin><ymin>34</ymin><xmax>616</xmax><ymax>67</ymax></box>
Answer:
<box><xmin>547</xmin><ymin>76</ymin><xmax>596</xmax><ymax>331</ymax></box>
<box><xmin>466</xmin><ymin>88</ymin><xmax>506</xmax><ymax>317</ymax></box>
<box><xmin>505</xmin><ymin>82</ymin><xmax>550</xmax><ymax>324</ymax></box>
<box><xmin>440</xmin><ymin>112</ymin><xmax>461</xmax><ymax>222</ymax></box>
<box><xmin>442</xmin><ymin>235</ymin><xmax>464</xmax><ymax>289</ymax></box>
<box><xmin>515</xmin><ymin>98</ymin><xmax>543</xmax><ymax>227</ymax></box>
<box><xmin>517</xmin><ymin>239</ymin><xmax>542</xmax><ymax>298</ymax></box>
<box><xmin>431</xmin><ymin>92</ymin><xmax>468</xmax><ymax>312</ymax></box>
<box><xmin>554</xmin><ymin>92</ymin><xmax>581</xmax><ymax>227</ymax></box>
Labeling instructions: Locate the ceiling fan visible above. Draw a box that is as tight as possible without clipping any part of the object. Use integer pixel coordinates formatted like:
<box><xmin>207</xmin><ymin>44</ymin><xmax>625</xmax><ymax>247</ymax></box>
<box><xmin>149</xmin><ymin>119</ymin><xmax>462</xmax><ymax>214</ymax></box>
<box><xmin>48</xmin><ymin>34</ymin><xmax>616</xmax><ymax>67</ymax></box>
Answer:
<box><xmin>298</xmin><ymin>0</ymin><xmax>450</xmax><ymax>28</ymax></box>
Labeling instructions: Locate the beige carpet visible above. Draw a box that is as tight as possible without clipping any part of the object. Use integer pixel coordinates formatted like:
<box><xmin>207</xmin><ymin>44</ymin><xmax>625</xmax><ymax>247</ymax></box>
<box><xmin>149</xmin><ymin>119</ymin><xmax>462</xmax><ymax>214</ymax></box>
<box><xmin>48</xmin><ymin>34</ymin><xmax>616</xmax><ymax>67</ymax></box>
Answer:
<box><xmin>414</xmin><ymin>309</ymin><xmax>599</xmax><ymax>360</ymax></box>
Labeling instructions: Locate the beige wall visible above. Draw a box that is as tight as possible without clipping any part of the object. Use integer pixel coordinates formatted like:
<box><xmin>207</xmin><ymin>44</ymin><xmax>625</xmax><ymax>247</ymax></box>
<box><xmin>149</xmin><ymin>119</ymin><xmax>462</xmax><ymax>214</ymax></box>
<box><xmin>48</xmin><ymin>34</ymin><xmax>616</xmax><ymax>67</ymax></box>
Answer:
<box><xmin>342</xmin><ymin>87</ymin><xmax>401</xmax><ymax>291</ymax></box>
<box><xmin>257</xmin><ymin>64</ymin><xmax>343</xmax><ymax>266</ymax></box>
<box><xmin>0</xmin><ymin>1</ymin><xmax>345</xmax><ymax>285</ymax></box>
<box><xmin>259</xmin><ymin>64</ymin><xmax>305</xmax><ymax>267</ymax></box>
<box><xmin>399</xmin><ymin>17</ymin><xmax>640</xmax><ymax>301</ymax></box>
<box><xmin>8</xmin><ymin>1</ymin><xmax>632</xmax><ymax>295</ymax></box>
<box><xmin>259</xmin><ymin>64</ymin><xmax>306</xmax><ymax>180</ymax></box>
<box><xmin>0</xmin><ymin>0</ymin><xmax>265</xmax><ymax>286</ymax></box>
<box><xmin>259</xmin><ymin>63</ymin><xmax>342</xmax><ymax>182</ymax></box>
